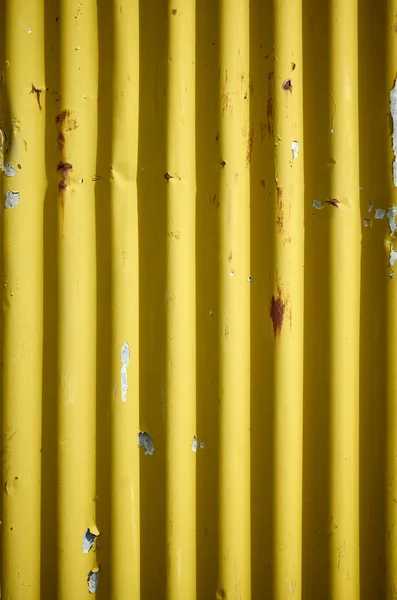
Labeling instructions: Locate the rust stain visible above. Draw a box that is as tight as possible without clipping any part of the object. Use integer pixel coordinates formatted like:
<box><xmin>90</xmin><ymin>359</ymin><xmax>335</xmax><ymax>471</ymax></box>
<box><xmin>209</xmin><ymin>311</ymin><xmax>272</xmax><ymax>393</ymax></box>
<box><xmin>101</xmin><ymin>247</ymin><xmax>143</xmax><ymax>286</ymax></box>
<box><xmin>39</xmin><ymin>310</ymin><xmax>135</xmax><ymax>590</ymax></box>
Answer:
<box><xmin>57</xmin><ymin>162</ymin><xmax>73</xmax><ymax>194</ymax></box>
<box><xmin>266</xmin><ymin>72</ymin><xmax>274</xmax><ymax>135</ymax></box>
<box><xmin>276</xmin><ymin>186</ymin><xmax>283</xmax><ymax>232</ymax></box>
<box><xmin>30</xmin><ymin>84</ymin><xmax>42</xmax><ymax>110</ymax></box>
<box><xmin>270</xmin><ymin>290</ymin><xmax>285</xmax><ymax>337</ymax></box>
<box><xmin>246</xmin><ymin>127</ymin><xmax>254</xmax><ymax>167</ymax></box>
<box><xmin>56</xmin><ymin>110</ymin><xmax>78</xmax><ymax>233</ymax></box>
<box><xmin>282</xmin><ymin>79</ymin><xmax>293</xmax><ymax>93</ymax></box>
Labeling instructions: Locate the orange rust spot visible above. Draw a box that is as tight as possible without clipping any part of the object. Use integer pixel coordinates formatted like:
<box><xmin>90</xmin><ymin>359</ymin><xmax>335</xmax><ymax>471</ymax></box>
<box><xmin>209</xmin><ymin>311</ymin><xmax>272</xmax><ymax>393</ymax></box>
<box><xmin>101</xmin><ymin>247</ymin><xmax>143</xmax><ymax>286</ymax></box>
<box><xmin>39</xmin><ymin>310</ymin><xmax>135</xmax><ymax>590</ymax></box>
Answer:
<box><xmin>276</xmin><ymin>186</ymin><xmax>283</xmax><ymax>232</ymax></box>
<box><xmin>246</xmin><ymin>127</ymin><xmax>253</xmax><ymax>167</ymax></box>
<box><xmin>270</xmin><ymin>292</ymin><xmax>285</xmax><ymax>337</ymax></box>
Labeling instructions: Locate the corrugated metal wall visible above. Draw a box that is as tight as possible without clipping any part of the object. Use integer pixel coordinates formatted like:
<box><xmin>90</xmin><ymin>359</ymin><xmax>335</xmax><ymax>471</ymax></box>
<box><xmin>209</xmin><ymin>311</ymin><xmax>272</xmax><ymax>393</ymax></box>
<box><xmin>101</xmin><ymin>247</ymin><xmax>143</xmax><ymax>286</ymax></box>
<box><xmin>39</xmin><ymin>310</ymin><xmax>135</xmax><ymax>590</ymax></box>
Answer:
<box><xmin>0</xmin><ymin>0</ymin><xmax>395</xmax><ymax>598</ymax></box>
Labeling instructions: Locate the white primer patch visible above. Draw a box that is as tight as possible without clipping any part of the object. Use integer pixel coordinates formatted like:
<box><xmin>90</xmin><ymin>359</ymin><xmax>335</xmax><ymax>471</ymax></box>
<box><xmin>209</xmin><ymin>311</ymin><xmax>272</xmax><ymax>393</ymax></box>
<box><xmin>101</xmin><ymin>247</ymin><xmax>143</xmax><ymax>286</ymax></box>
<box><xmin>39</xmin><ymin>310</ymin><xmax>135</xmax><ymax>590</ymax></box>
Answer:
<box><xmin>5</xmin><ymin>190</ymin><xmax>19</xmax><ymax>208</ymax></box>
<box><xmin>4</xmin><ymin>163</ymin><xmax>16</xmax><ymax>177</ymax></box>
<box><xmin>387</xmin><ymin>206</ymin><xmax>397</xmax><ymax>234</ymax></box>
<box><xmin>390</xmin><ymin>245</ymin><xmax>397</xmax><ymax>267</ymax></box>
<box><xmin>391</xmin><ymin>80</ymin><xmax>397</xmax><ymax>187</ymax></box>
<box><xmin>375</xmin><ymin>209</ymin><xmax>386</xmax><ymax>219</ymax></box>
<box><xmin>87</xmin><ymin>569</ymin><xmax>99</xmax><ymax>594</ymax></box>
<box><xmin>291</xmin><ymin>140</ymin><xmax>299</xmax><ymax>159</ymax></box>
<box><xmin>138</xmin><ymin>432</ymin><xmax>154</xmax><ymax>456</ymax></box>
<box><xmin>120</xmin><ymin>342</ymin><xmax>130</xmax><ymax>403</ymax></box>
<box><xmin>312</xmin><ymin>200</ymin><xmax>325</xmax><ymax>210</ymax></box>
<box><xmin>82</xmin><ymin>528</ymin><xmax>98</xmax><ymax>554</ymax></box>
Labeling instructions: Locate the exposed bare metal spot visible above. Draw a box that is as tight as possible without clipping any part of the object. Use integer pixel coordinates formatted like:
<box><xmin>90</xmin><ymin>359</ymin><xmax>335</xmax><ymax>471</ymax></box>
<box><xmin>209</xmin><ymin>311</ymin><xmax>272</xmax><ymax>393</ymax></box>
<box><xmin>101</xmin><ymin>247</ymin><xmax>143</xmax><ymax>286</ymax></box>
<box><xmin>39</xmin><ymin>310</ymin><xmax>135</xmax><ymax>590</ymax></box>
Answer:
<box><xmin>4</xmin><ymin>190</ymin><xmax>20</xmax><ymax>209</ymax></box>
<box><xmin>4</xmin><ymin>163</ymin><xmax>17</xmax><ymax>177</ymax></box>
<box><xmin>30</xmin><ymin>84</ymin><xmax>42</xmax><ymax>110</ymax></box>
<box><xmin>312</xmin><ymin>198</ymin><xmax>339</xmax><ymax>209</ymax></box>
<box><xmin>87</xmin><ymin>568</ymin><xmax>99</xmax><ymax>594</ymax></box>
<box><xmin>164</xmin><ymin>172</ymin><xmax>173</xmax><ymax>181</ymax></box>
<box><xmin>82</xmin><ymin>528</ymin><xmax>99</xmax><ymax>553</ymax></box>
<box><xmin>270</xmin><ymin>292</ymin><xmax>285</xmax><ymax>336</ymax></box>
<box><xmin>92</xmin><ymin>174</ymin><xmax>102</xmax><ymax>181</ymax></box>
<box><xmin>138</xmin><ymin>432</ymin><xmax>154</xmax><ymax>456</ymax></box>
<box><xmin>221</xmin><ymin>160</ymin><xmax>226</xmax><ymax>167</ymax></box>
<box><xmin>282</xmin><ymin>79</ymin><xmax>293</xmax><ymax>93</ymax></box>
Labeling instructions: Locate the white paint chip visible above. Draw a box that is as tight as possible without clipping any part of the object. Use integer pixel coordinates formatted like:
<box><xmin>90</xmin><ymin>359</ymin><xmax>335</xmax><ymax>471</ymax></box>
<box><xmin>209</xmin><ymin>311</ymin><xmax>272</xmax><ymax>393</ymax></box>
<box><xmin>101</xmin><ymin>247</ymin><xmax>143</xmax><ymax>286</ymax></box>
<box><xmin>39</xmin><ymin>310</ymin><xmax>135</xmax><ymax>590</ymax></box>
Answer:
<box><xmin>138</xmin><ymin>432</ymin><xmax>154</xmax><ymax>456</ymax></box>
<box><xmin>390</xmin><ymin>245</ymin><xmax>397</xmax><ymax>267</ymax></box>
<box><xmin>387</xmin><ymin>206</ymin><xmax>397</xmax><ymax>234</ymax></box>
<box><xmin>120</xmin><ymin>342</ymin><xmax>130</xmax><ymax>403</ymax></box>
<box><xmin>5</xmin><ymin>190</ymin><xmax>20</xmax><ymax>208</ymax></box>
<box><xmin>375</xmin><ymin>209</ymin><xmax>386</xmax><ymax>219</ymax></box>
<box><xmin>391</xmin><ymin>80</ymin><xmax>397</xmax><ymax>187</ymax></box>
<box><xmin>87</xmin><ymin>569</ymin><xmax>99</xmax><ymax>594</ymax></box>
<box><xmin>312</xmin><ymin>200</ymin><xmax>325</xmax><ymax>210</ymax></box>
<box><xmin>4</xmin><ymin>163</ymin><xmax>16</xmax><ymax>177</ymax></box>
<box><xmin>82</xmin><ymin>528</ymin><xmax>98</xmax><ymax>554</ymax></box>
<box><xmin>291</xmin><ymin>140</ymin><xmax>299</xmax><ymax>159</ymax></box>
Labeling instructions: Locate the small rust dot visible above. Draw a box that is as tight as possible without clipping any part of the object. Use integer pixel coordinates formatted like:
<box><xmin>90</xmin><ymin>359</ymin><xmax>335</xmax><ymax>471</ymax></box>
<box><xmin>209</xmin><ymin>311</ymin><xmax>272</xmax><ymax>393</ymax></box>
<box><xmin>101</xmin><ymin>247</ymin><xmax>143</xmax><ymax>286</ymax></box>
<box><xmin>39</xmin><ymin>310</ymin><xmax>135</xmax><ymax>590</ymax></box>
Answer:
<box><xmin>282</xmin><ymin>79</ymin><xmax>293</xmax><ymax>93</ymax></box>
<box><xmin>164</xmin><ymin>172</ymin><xmax>174</xmax><ymax>181</ymax></box>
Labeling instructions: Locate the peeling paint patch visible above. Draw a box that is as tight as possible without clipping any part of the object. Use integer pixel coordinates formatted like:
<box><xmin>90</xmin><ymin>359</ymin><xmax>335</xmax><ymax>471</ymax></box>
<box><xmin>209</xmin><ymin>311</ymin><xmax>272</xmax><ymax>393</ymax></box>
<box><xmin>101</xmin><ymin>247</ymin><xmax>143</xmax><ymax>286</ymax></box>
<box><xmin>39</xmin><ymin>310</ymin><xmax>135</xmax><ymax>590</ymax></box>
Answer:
<box><xmin>390</xmin><ymin>80</ymin><xmax>397</xmax><ymax>186</ymax></box>
<box><xmin>4</xmin><ymin>163</ymin><xmax>16</xmax><ymax>177</ymax></box>
<box><xmin>4</xmin><ymin>190</ymin><xmax>20</xmax><ymax>208</ymax></box>
<box><xmin>291</xmin><ymin>140</ymin><xmax>299</xmax><ymax>159</ymax></box>
<box><xmin>363</xmin><ymin>218</ymin><xmax>372</xmax><ymax>228</ymax></box>
<box><xmin>375</xmin><ymin>209</ymin><xmax>386</xmax><ymax>219</ymax></box>
<box><xmin>368</xmin><ymin>202</ymin><xmax>373</xmax><ymax>212</ymax></box>
<box><xmin>120</xmin><ymin>342</ymin><xmax>130</xmax><ymax>403</ymax></box>
<box><xmin>270</xmin><ymin>292</ymin><xmax>286</xmax><ymax>337</ymax></box>
<box><xmin>87</xmin><ymin>568</ymin><xmax>99</xmax><ymax>594</ymax></box>
<box><xmin>312</xmin><ymin>200</ymin><xmax>325</xmax><ymax>210</ymax></box>
<box><xmin>138</xmin><ymin>432</ymin><xmax>154</xmax><ymax>456</ymax></box>
<box><xmin>82</xmin><ymin>528</ymin><xmax>99</xmax><ymax>553</ymax></box>
<box><xmin>390</xmin><ymin>245</ymin><xmax>397</xmax><ymax>267</ymax></box>
<box><xmin>387</xmin><ymin>206</ymin><xmax>397</xmax><ymax>234</ymax></box>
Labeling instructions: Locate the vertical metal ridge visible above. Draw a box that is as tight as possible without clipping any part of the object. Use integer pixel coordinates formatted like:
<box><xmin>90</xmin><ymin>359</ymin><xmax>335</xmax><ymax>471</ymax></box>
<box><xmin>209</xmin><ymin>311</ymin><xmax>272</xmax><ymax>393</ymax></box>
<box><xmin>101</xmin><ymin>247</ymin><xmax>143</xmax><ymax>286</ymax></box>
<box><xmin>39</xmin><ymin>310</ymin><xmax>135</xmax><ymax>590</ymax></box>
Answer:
<box><xmin>218</xmin><ymin>0</ymin><xmax>251</xmax><ymax>597</ymax></box>
<box><xmin>329</xmin><ymin>0</ymin><xmax>361</xmax><ymax>597</ymax></box>
<box><xmin>57</xmin><ymin>0</ymin><xmax>98</xmax><ymax>597</ymax></box>
<box><xmin>109</xmin><ymin>1</ymin><xmax>140</xmax><ymax>597</ymax></box>
<box><xmin>165</xmin><ymin>2</ymin><xmax>196</xmax><ymax>598</ymax></box>
<box><xmin>1</xmin><ymin>1</ymin><xmax>46</xmax><ymax>598</ymax></box>
<box><xmin>272</xmin><ymin>0</ymin><xmax>305</xmax><ymax>597</ymax></box>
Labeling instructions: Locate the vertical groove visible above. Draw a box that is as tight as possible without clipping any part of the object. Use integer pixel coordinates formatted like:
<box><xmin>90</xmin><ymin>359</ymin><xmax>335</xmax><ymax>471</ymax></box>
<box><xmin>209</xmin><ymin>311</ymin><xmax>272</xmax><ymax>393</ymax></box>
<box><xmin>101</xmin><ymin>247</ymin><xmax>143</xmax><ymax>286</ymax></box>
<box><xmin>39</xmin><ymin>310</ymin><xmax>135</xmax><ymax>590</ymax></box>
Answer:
<box><xmin>109</xmin><ymin>0</ymin><xmax>140</xmax><ymax>597</ymax></box>
<box><xmin>57</xmin><ymin>0</ymin><xmax>98</xmax><ymax>597</ymax></box>
<box><xmin>165</xmin><ymin>2</ymin><xmax>196</xmax><ymax>598</ymax></box>
<box><xmin>386</xmin><ymin>0</ymin><xmax>397</xmax><ymax>595</ymax></box>
<box><xmin>218</xmin><ymin>0</ymin><xmax>251</xmax><ymax>597</ymax></box>
<box><xmin>1</xmin><ymin>1</ymin><xmax>46</xmax><ymax>598</ymax></box>
<box><xmin>329</xmin><ymin>0</ymin><xmax>361</xmax><ymax>597</ymax></box>
<box><xmin>272</xmin><ymin>0</ymin><xmax>304</xmax><ymax>598</ymax></box>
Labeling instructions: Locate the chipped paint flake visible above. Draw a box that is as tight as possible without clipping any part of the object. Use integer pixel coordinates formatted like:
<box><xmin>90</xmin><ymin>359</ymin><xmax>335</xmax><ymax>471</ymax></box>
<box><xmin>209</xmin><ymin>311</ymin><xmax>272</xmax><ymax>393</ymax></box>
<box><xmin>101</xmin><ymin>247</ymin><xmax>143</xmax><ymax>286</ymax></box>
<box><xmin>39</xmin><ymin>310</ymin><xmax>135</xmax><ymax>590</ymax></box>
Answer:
<box><xmin>375</xmin><ymin>209</ymin><xmax>386</xmax><ymax>219</ymax></box>
<box><xmin>87</xmin><ymin>569</ymin><xmax>99</xmax><ymax>594</ymax></box>
<box><xmin>391</xmin><ymin>80</ymin><xmax>397</xmax><ymax>187</ymax></box>
<box><xmin>363</xmin><ymin>218</ymin><xmax>372</xmax><ymax>228</ymax></box>
<box><xmin>200</xmin><ymin>441</ymin><xmax>205</xmax><ymax>449</ymax></box>
<box><xmin>387</xmin><ymin>206</ymin><xmax>397</xmax><ymax>234</ymax></box>
<box><xmin>291</xmin><ymin>140</ymin><xmax>299</xmax><ymax>159</ymax></box>
<box><xmin>192</xmin><ymin>436</ymin><xmax>198</xmax><ymax>452</ymax></box>
<box><xmin>120</xmin><ymin>342</ymin><xmax>130</xmax><ymax>403</ymax></box>
<box><xmin>368</xmin><ymin>202</ymin><xmax>373</xmax><ymax>213</ymax></box>
<box><xmin>390</xmin><ymin>245</ymin><xmax>397</xmax><ymax>267</ymax></box>
<box><xmin>82</xmin><ymin>528</ymin><xmax>99</xmax><ymax>554</ymax></box>
<box><xmin>138</xmin><ymin>432</ymin><xmax>154</xmax><ymax>456</ymax></box>
<box><xmin>312</xmin><ymin>200</ymin><xmax>325</xmax><ymax>210</ymax></box>
<box><xmin>5</xmin><ymin>190</ymin><xmax>20</xmax><ymax>208</ymax></box>
<box><xmin>4</xmin><ymin>163</ymin><xmax>16</xmax><ymax>177</ymax></box>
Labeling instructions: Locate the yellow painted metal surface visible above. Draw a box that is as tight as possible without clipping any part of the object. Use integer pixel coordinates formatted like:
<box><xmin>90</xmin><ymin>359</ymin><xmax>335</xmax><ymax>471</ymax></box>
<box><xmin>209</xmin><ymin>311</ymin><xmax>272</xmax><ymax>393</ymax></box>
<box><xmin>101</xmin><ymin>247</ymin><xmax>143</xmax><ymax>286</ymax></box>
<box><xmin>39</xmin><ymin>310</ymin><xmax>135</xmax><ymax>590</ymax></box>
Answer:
<box><xmin>0</xmin><ymin>0</ymin><xmax>396</xmax><ymax>599</ymax></box>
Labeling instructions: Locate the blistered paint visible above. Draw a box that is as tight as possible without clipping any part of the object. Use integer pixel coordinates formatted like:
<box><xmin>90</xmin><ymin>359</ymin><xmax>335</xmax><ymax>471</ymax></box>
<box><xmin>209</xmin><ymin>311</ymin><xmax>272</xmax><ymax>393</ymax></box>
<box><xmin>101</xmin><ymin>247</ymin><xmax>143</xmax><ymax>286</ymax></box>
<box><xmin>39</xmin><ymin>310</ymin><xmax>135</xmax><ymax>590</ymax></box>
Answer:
<box><xmin>390</xmin><ymin>80</ymin><xmax>397</xmax><ymax>187</ymax></box>
<box><xmin>4</xmin><ymin>190</ymin><xmax>20</xmax><ymax>208</ymax></box>
<box><xmin>120</xmin><ymin>342</ymin><xmax>130</xmax><ymax>403</ymax></box>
